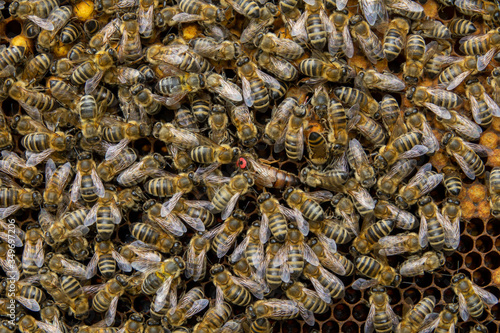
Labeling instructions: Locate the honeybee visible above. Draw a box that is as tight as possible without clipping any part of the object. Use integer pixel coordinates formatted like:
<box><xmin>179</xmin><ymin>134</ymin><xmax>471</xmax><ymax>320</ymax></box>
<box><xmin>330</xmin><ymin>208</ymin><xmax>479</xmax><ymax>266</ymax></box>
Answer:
<box><xmin>404</xmin><ymin>108</ymin><xmax>439</xmax><ymax>154</ymax></box>
<box><xmin>48</xmin><ymin>80</ymin><xmax>81</xmax><ymax>111</ymax></box>
<box><xmin>193</xmin><ymin>302</ymin><xmax>232</xmax><ymax>333</ymax></box>
<box><xmin>21</xmin><ymin>225</ymin><xmax>45</xmax><ymax>277</ymax></box>
<box><xmin>229</xmin><ymin>221</ymin><xmax>264</xmax><ymax>272</ymax></box>
<box><xmin>330</xmin><ymin>193</ymin><xmax>360</xmax><ymax>236</ymax></box>
<box><xmin>146</xmin><ymin>42</ymin><xmax>210</xmax><ymax>74</ymax></box>
<box><xmin>469</xmin><ymin>324</ymin><xmax>489</xmax><ymax>333</ymax></box>
<box><xmin>137</xmin><ymin>0</ymin><xmax>154</xmax><ymax>38</ymax></box>
<box><xmin>34</xmin><ymin>5</ymin><xmax>72</xmax><ymax>52</ymax></box>
<box><xmin>190</xmin><ymin>144</ymin><xmax>240</xmax><ymax>167</ymax></box>
<box><xmin>270</xmin><ymin>223</ymin><xmax>320</xmax><ymax>282</ymax></box>
<box><xmin>488</xmin><ymin>67</ymin><xmax>500</xmax><ymax>104</ymax></box>
<box><xmin>211</xmin><ymin>264</ymin><xmax>264</xmax><ymax>308</ymax></box>
<box><xmin>460</xmin><ymin>27</ymin><xmax>500</xmax><ymax>70</ymax></box>
<box><xmin>327</xmin><ymin>9</ymin><xmax>353</xmax><ymax>58</ymax></box>
<box><xmin>283</xmin><ymin>187</ymin><xmax>333</xmax><ymax>233</ymax></box>
<box><xmin>0</xmin><ymin>46</ymin><xmax>25</xmax><ymax>78</ymax></box>
<box><xmin>246</xmin><ymin>299</ymin><xmax>300</xmax><ymax>325</ymax></box>
<box><xmin>173</xmin><ymin>0</ymin><xmax>225</xmax><ymax>24</ymax></box>
<box><xmin>20</xmin><ymin>54</ymin><xmax>51</xmax><ymax>84</ymax></box>
<box><xmin>9</xmin><ymin>0</ymin><xmax>59</xmax><ymax>21</ymax></box>
<box><xmin>350</xmin><ymin>15</ymin><xmax>385</xmax><ymax>64</ymax></box>
<box><xmin>359</xmin><ymin>70</ymin><xmax>406</xmax><ymax>93</ymax></box>
<box><xmin>373</xmin><ymin>200</ymin><xmax>418</xmax><ymax>230</ymax></box>
<box><xmin>351</xmin><ymin>217</ymin><xmax>395</xmax><ymax>255</ymax></box>
<box><xmin>253</xmin><ymin>32</ymin><xmax>304</xmax><ymax>60</ymax></box>
<box><xmin>185</xmin><ymin>230</ymin><xmax>219</xmax><ymax>281</ymax></box>
<box><xmin>364</xmin><ymin>286</ymin><xmax>399</xmax><ymax>333</ymax></box>
<box><xmin>85</xmin><ymin>237</ymin><xmax>132</xmax><ymax>279</ymax></box>
<box><xmin>4</xmin><ymin>78</ymin><xmax>57</xmax><ymax>122</ymax></box>
<box><xmin>436</xmin><ymin>110</ymin><xmax>483</xmax><ymax>142</ymax></box>
<box><xmin>130</xmin><ymin>223</ymin><xmax>182</xmax><ymax>255</ymax></box>
<box><xmin>347</xmin><ymin>139</ymin><xmax>376</xmax><ymax>188</ymax></box>
<box><xmin>376</xmin><ymin>159</ymin><xmax>416</xmax><ymax>199</ymax></box>
<box><xmin>117</xmin><ymin>153</ymin><xmax>167</xmax><ymax>187</ymax></box>
<box><xmin>116</xmin><ymin>14</ymin><xmax>142</xmax><ymax>64</ymax></box>
<box><xmin>353</xmin><ymin>255</ymin><xmax>401</xmax><ymax>289</ymax></box>
<box><xmin>164</xmin><ymin>287</ymin><xmax>209</xmax><ymax>327</ymax></box>
<box><xmin>309</xmin><ymin>237</ymin><xmax>353</xmax><ymax>276</ymax></box>
<box><xmin>436</xmin><ymin>56</ymin><xmax>480</xmax><ymax>91</ymax></box>
<box><xmin>441</xmin><ymin>132</ymin><xmax>491</xmax><ymax>180</ymax></box>
<box><xmin>190</xmin><ymin>38</ymin><xmax>241</xmax><ymax>61</ymax></box>
<box><xmin>284</xmin><ymin>103</ymin><xmax>306</xmax><ymax>161</ymax></box>
<box><xmin>418</xmin><ymin>196</ymin><xmax>460</xmax><ymax>251</ymax></box>
<box><xmin>256</xmin><ymin>192</ymin><xmax>288</xmax><ymax>243</ymax></box>
<box><xmin>206</xmin><ymin>104</ymin><xmax>230</xmax><ymax>145</ymax></box>
<box><xmin>45</xmin><ymin>253</ymin><xmax>86</xmax><ymax>280</ymax></box>
<box><xmin>0</xmin><ymin>110</ymin><xmax>12</xmax><ymax>152</ymax></box>
<box><xmin>21</xmin><ymin>130</ymin><xmax>74</xmax><ymax>167</ymax></box>
<box><xmin>377</xmin><ymin>232</ymin><xmax>420</xmax><ymax>256</ymax></box>
<box><xmin>92</xmin><ymin>275</ymin><xmax>129</xmax><ymax>326</ymax></box>
<box><xmin>466</xmin><ymin>78</ymin><xmax>500</xmax><ymax>126</ymax></box>
<box><xmin>374</xmin><ymin>130</ymin><xmax>428</xmax><ymax>169</ymax></box>
<box><xmin>334</xmin><ymin>87</ymin><xmax>380</xmax><ymax>119</ymax></box>
<box><xmin>96</xmin><ymin>147</ymin><xmax>137</xmax><ymax>183</ymax></box>
<box><xmin>70</xmin><ymin>152</ymin><xmax>105</xmax><ymax>204</ymax></box>
<box><xmin>282</xmin><ymin>281</ymin><xmax>329</xmax><ymax>325</ymax></box>
<box><xmin>42</xmin><ymin>160</ymin><xmax>72</xmax><ymax>212</ymax></box>
<box><xmin>419</xmin><ymin>303</ymin><xmax>458</xmax><ymax>333</ymax></box>
<box><xmin>426</xmin><ymin>40</ymin><xmax>453</xmax><ymax>79</ymax></box>
<box><xmin>0</xmin><ymin>151</ymin><xmax>42</xmax><ymax>187</ymax></box>
<box><xmin>451</xmin><ymin>273</ymin><xmax>498</xmax><ymax>321</ymax></box>
<box><xmin>400</xmin><ymin>251</ymin><xmax>445</xmax><ymax>277</ymax></box>
<box><xmin>408</xmin><ymin>86</ymin><xmax>463</xmax><ymax>120</ymax></box>
<box><xmin>155</xmin><ymin>6</ymin><xmax>180</xmax><ymax>30</ymax></box>
<box><xmin>299</xmin><ymin>57</ymin><xmax>355</xmax><ymax>84</ymax></box>
<box><xmin>395</xmin><ymin>163</ymin><xmax>443</xmax><ymax>209</ymax></box>
<box><xmin>411</xmin><ymin>19</ymin><xmax>451</xmax><ymax>39</ymax></box>
<box><xmin>303</xmin><ymin>261</ymin><xmax>345</xmax><ymax>303</ymax></box>
<box><xmin>456</xmin><ymin>0</ymin><xmax>500</xmax><ymax>27</ymax></box>
<box><xmin>0</xmin><ymin>186</ymin><xmax>42</xmax><ymax>219</ymax></box>
<box><xmin>383</xmin><ymin>17</ymin><xmax>410</xmax><ymax>61</ymax></box>
<box><xmin>210</xmin><ymin>172</ymin><xmax>254</xmax><ymax>220</ymax></box>
<box><xmin>403</xmin><ymin>36</ymin><xmax>438</xmax><ymax>85</ymax></box>
<box><xmin>211</xmin><ymin>209</ymin><xmax>246</xmax><ymax>258</ymax></box>
<box><xmin>41</xmin><ymin>208</ymin><xmax>89</xmax><ymax>247</ymax></box>
<box><xmin>254</xmin><ymin>51</ymin><xmax>298</xmax><ymax>83</ymax></box>
<box><xmin>71</xmin><ymin>47</ymin><xmax>117</xmax><ymax>95</ymax></box>
<box><xmin>396</xmin><ymin>296</ymin><xmax>437</xmax><ymax>333</ymax></box>
<box><xmin>153</xmin><ymin>123</ymin><xmax>217</xmax><ymax>150</ymax></box>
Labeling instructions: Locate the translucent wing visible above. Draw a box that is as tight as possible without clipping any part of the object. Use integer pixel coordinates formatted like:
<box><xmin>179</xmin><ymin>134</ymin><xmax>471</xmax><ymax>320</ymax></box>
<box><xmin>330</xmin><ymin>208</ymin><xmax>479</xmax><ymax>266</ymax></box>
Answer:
<box><xmin>301</xmin><ymin>243</ymin><xmax>320</xmax><ymax>266</ymax></box>
<box><xmin>241</xmin><ymin>76</ymin><xmax>253</xmax><ymax>107</ymax></box>
<box><xmin>452</xmin><ymin>112</ymin><xmax>482</xmax><ymax>140</ymax></box>
<box><xmin>216</xmin><ymin>227</ymin><xmax>240</xmax><ymax>259</ymax></box>
<box><xmin>457</xmin><ymin>292</ymin><xmax>469</xmax><ymax>321</ymax></box>
<box><xmin>424</xmin><ymin>102</ymin><xmax>452</xmax><ymax>119</ymax></box>
<box><xmin>91</xmin><ymin>168</ymin><xmax>105</xmax><ymax>198</ymax></box>
<box><xmin>256</xmin><ymin>69</ymin><xmax>281</xmax><ymax>92</ymax></box>
<box><xmin>105</xmin><ymin>296</ymin><xmax>118</xmax><ymax>326</ymax></box>
<box><xmin>472</xmin><ymin>284</ymin><xmax>499</xmax><ymax>305</ymax></box>
<box><xmin>477</xmin><ymin>48</ymin><xmax>496</xmax><ymax>71</ymax></box>
<box><xmin>105</xmin><ymin>138</ymin><xmax>131</xmax><ymax>161</ymax></box>
<box><xmin>138</xmin><ymin>4</ymin><xmax>154</xmax><ymax>34</ymax></box>
<box><xmin>85</xmin><ymin>70</ymin><xmax>104</xmax><ymax>95</ymax></box>
<box><xmin>112</xmin><ymin>250</ymin><xmax>132</xmax><ymax>272</ymax></box>
<box><xmin>418</xmin><ymin>215</ymin><xmax>428</xmax><ymax>248</ymax></box>
<box><xmin>230</xmin><ymin>236</ymin><xmax>249</xmax><ymax>264</ymax></box>
<box><xmin>442</xmin><ymin>214</ymin><xmax>460</xmax><ymax>249</ymax></box>
<box><xmin>453</xmin><ymin>153</ymin><xmax>476</xmax><ymax>180</ymax></box>
<box><xmin>161</xmin><ymin>192</ymin><xmax>183</xmax><ymax>217</ymax></box>
<box><xmin>221</xmin><ymin>193</ymin><xmax>240</xmax><ymax>221</ymax></box>
<box><xmin>361</xmin><ymin>0</ymin><xmax>386</xmax><ymax>26</ymax></box>
<box><xmin>347</xmin><ymin>186</ymin><xmax>375</xmax><ymax>210</ymax></box>
<box><xmin>297</xmin><ymin>302</ymin><xmax>315</xmax><ymax>326</ymax></box>
<box><xmin>352</xmin><ymin>278</ymin><xmax>378</xmax><ymax>290</ymax></box>
<box><xmin>16</xmin><ymin>296</ymin><xmax>40</xmax><ymax>311</ymax></box>
<box><xmin>208</xmin><ymin>77</ymin><xmax>243</xmax><ymax>102</ymax></box>
<box><xmin>232</xmin><ymin>276</ymin><xmax>264</xmax><ymax>299</ymax></box>
<box><xmin>70</xmin><ymin>171</ymin><xmax>82</xmax><ymax>203</ymax></box>
<box><xmin>337</xmin><ymin>0</ymin><xmax>348</xmax><ymax>10</ymax></box>
<box><xmin>291</xmin><ymin>11</ymin><xmax>307</xmax><ymax>39</ymax></box>
<box><xmin>445</xmin><ymin>71</ymin><xmax>471</xmax><ymax>91</ymax></box>
<box><xmin>185</xmin><ymin>299</ymin><xmax>209</xmax><ymax>318</ymax></box>
<box><xmin>260</xmin><ymin>213</ymin><xmax>271</xmax><ymax>244</ymax></box>
<box><xmin>154</xmin><ymin>276</ymin><xmax>173</xmax><ymax>312</ymax></box>
<box><xmin>26</xmin><ymin>149</ymin><xmax>56</xmax><ymax>167</ymax></box>
<box><xmin>484</xmin><ymin>92</ymin><xmax>500</xmax><ymax>117</ymax></box>
<box><xmin>85</xmin><ymin>252</ymin><xmax>99</xmax><ymax>279</ymax></box>
<box><xmin>309</xmin><ymin>277</ymin><xmax>332</xmax><ymax>303</ymax></box>
<box><xmin>26</xmin><ymin>15</ymin><xmax>54</xmax><ymax>30</ymax></box>
<box><xmin>172</xmin><ymin>13</ymin><xmax>203</xmax><ymax>23</ymax></box>
<box><xmin>365</xmin><ymin>303</ymin><xmax>375</xmax><ymax>333</ymax></box>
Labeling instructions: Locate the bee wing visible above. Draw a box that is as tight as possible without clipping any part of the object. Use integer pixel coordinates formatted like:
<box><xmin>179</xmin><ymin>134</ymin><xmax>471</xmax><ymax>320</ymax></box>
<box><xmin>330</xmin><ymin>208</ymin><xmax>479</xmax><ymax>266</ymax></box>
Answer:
<box><xmin>248</xmin><ymin>158</ymin><xmax>277</xmax><ymax>186</ymax></box>
<box><xmin>477</xmin><ymin>47</ymin><xmax>496</xmax><ymax>71</ymax></box>
<box><xmin>318</xmin><ymin>233</ymin><xmax>337</xmax><ymax>254</ymax></box>
<box><xmin>91</xmin><ymin>169</ymin><xmax>105</xmax><ymax>198</ymax></box>
<box><xmin>44</xmin><ymin>158</ymin><xmax>56</xmax><ymax>182</ymax></box>
<box><xmin>221</xmin><ymin>193</ymin><xmax>240</xmax><ymax>221</ymax></box>
<box><xmin>337</xmin><ymin>0</ymin><xmax>348</xmax><ymax>9</ymax></box>
<box><xmin>16</xmin><ymin>296</ymin><xmax>40</xmax><ymax>312</ymax></box>
<box><xmin>348</xmin><ymin>138</ymin><xmax>368</xmax><ymax>170</ymax></box>
<box><xmin>365</xmin><ymin>302</ymin><xmax>375</xmax><ymax>333</ymax></box>
<box><xmin>85</xmin><ymin>252</ymin><xmax>99</xmax><ymax>279</ymax></box>
<box><xmin>192</xmin><ymin>251</ymin><xmax>207</xmax><ymax>281</ymax></box>
<box><xmin>241</xmin><ymin>76</ymin><xmax>253</xmax><ymax>107</ymax></box>
<box><xmin>230</xmin><ymin>236</ymin><xmax>250</xmax><ymax>263</ymax></box>
<box><xmin>291</xmin><ymin>11</ymin><xmax>307</xmax><ymax>39</ymax></box>
<box><xmin>37</xmin><ymin>321</ymin><xmax>62</xmax><ymax>333</ymax></box>
<box><xmin>215</xmin><ymin>285</ymin><xmax>225</xmax><ymax>310</ymax></box>
<box><xmin>484</xmin><ymin>92</ymin><xmax>500</xmax><ymax>117</ymax></box>
<box><xmin>184</xmin><ymin>298</ymin><xmax>209</xmax><ymax>318</ymax></box>
<box><xmin>85</xmin><ymin>70</ymin><xmax>104</xmax><ymax>95</ymax></box>
<box><xmin>154</xmin><ymin>214</ymin><xmax>186</xmax><ymax>236</ymax></box>
<box><xmin>470</xmin><ymin>95</ymin><xmax>485</xmax><ymax>125</ymax></box>
<box><xmin>216</xmin><ymin>228</ymin><xmax>239</xmax><ymax>259</ymax></box>
<box><xmin>457</xmin><ymin>292</ymin><xmax>470</xmax><ymax>321</ymax></box>
<box><xmin>348</xmin><ymin>186</ymin><xmax>375</xmax><ymax>210</ymax></box>
<box><xmin>386</xmin><ymin>303</ymin><xmax>399</xmax><ymax>329</ymax></box>
<box><xmin>179</xmin><ymin>213</ymin><xmax>205</xmax><ymax>232</ymax></box>
<box><xmin>352</xmin><ymin>278</ymin><xmax>378</xmax><ymax>290</ymax></box>
<box><xmin>26</xmin><ymin>15</ymin><xmax>55</xmax><ymax>30</ymax></box>
<box><xmin>388</xmin><ymin>0</ymin><xmax>423</xmax><ymax>12</ymax></box>
<box><xmin>400</xmin><ymin>256</ymin><xmax>427</xmax><ymax>276</ymax></box>
<box><xmin>441</xmin><ymin>214</ymin><xmax>460</xmax><ymax>249</ymax></box>
<box><xmin>209</xmin><ymin>77</ymin><xmax>243</xmax><ymax>102</ymax></box>
<box><xmin>455</xmin><ymin>0</ymin><xmax>484</xmax><ymax>12</ymax></box>
<box><xmin>280</xmin><ymin>206</ymin><xmax>307</xmax><ymax>232</ymax></box>
<box><xmin>260</xmin><ymin>213</ymin><xmax>271</xmax><ymax>244</ymax></box>
<box><xmin>419</xmin><ymin>314</ymin><xmax>441</xmax><ymax>333</ymax></box>
<box><xmin>26</xmin><ymin>149</ymin><xmax>56</xmax><ymax>167</ymax></box>
<box><xmin>256</xmin><ymin>69</ymin><xmax>281</xmax><ymax>92</ymax></box>
<box><xmin>297</xmin><ymin>302</ymin><xmax>315</xmax><ymax>326</ymax></box>
<box><xmin>472</xmin><ymin>284</ymin><xmax>499</xmax><ymax>305</ymax></box>
<box><xmin>453</xmin><ymin>153</ymin><xmax>476</xmax><ymax>180</ymax></box>
<box><xmin>302</xmin><ymin>243</ymin><xmax>320</xmax><ymax>266</ymax></box>
<box><xmin>153</xmin><ymin>276</ymin><xmax>173</xmax><ymax>312</ymax></box>
<box><xmin>385</xmin><ymin>159</ymin><xmax>417</xmax><ymax>179</ymax></box>
<box><xmin>309</xmin><ymin>276</ymin><xmax>332</xmax><ymax>303</ymax></box>
<box><xmin>34</xmin><ymin>237</ymin><xmax>44</xmax><ymax>267</ymax></box>
<box><xmin>361</xmin><ymin>0</ymin><xmax>384</xmax><ymax>26</ymax></box>
<box><xmin>271</xmin><ymin>244</ymin><xmax>289</xmax><ymax>267</ymax></box>
<box><xmin>112</xmin><ymin>250</ymin><xmax>132</xmax><ymax>272</ymax></box>
<box><xmin>161</xmin><ymin>192</ymin><xmax>183</xmax><ymax>217</ymax></box>
<box><xmin>444</xmin><ymin>70</ymin><xmax>471</xmax><ymax>91</ymax></box>
<box><xmin>225</xmin><ymin>0</ymin><xmax>249</xmax><ymax>16</ymax></box>
<box><xmin>105</xmin><ymin>296</ymin><xmax>119</xmax><ymax>326</ymax></box>
<box><xmin>60</xmin><ymin>257</ymin><xmax>87</xmax><ymax>279</ymax></box>
<box><xmin>233</xmin><ymin>276</ymin><xmax>264</xmax><ymax>299</ymax></box>
<box><xmin>172</xmin><ymin>13</ymin><xmax>203</xmax><ymax>23</ymax></box>
<box><xmin>70</xmin><ymin>171</ymin><xmax>82</xmax><ymax>203</ymax></box>
<box><xmin>0</xmin><ymin>232</ymin><xmax>22</xmax><ymax>247</ymax></box>
<box><xmin>420</xmin><ymin>121</ymin><xmax>440</xmax><ymax>154</ymax></box>
<box><xmin>418</xmin><ymin>215</ymin><xmax>429</xmax><ymax>248</ymax></box>
<box><xmin>423</xmin><ymin>102</ymin><xmax>452</xmax><ymax>120</ymax></box>
<box><xmin>358</xmin><ymin>32</ymin><xmax>382</xmax><ymax>64</ymax></box>
<box><xmin>0</xmin><ymin>205</ymin><xmax>21</xmax><ymax>219</ymax></box>
<box><xmin>453</xmin><ymin>113</ymin><xmax>483</xmax><ymax>140</ymax></box>
<box><xmin>131</xmin><ymin>259</ymin><xmax>162</xmax><ymax>273</ymax></box>
<box><xmin>138</xmin><ymin>4</ymin><xmax>154</xmax><ymax>34</ymax></box>
<box><xmin>105</xmin><ymin>138</ymin><xmax>131</xmax><ymax>161</ymax></box>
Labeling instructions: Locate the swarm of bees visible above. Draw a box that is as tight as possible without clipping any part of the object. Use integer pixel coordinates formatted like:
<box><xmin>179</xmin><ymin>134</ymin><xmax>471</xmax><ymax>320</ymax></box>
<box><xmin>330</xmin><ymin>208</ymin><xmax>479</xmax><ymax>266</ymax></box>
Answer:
<box><xmin>0</xmin><ymin>0</ymin><xmax>499</xmax><ymax>331</ymax></box>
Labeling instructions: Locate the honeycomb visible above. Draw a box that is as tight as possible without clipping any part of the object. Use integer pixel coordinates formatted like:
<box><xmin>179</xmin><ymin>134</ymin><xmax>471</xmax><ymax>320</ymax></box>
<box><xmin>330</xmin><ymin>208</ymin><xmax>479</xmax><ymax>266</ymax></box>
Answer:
<box><xmin>0</xmin><ymin>0</ymin><xmax>499</xmax><ymax>332</ymax></box>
